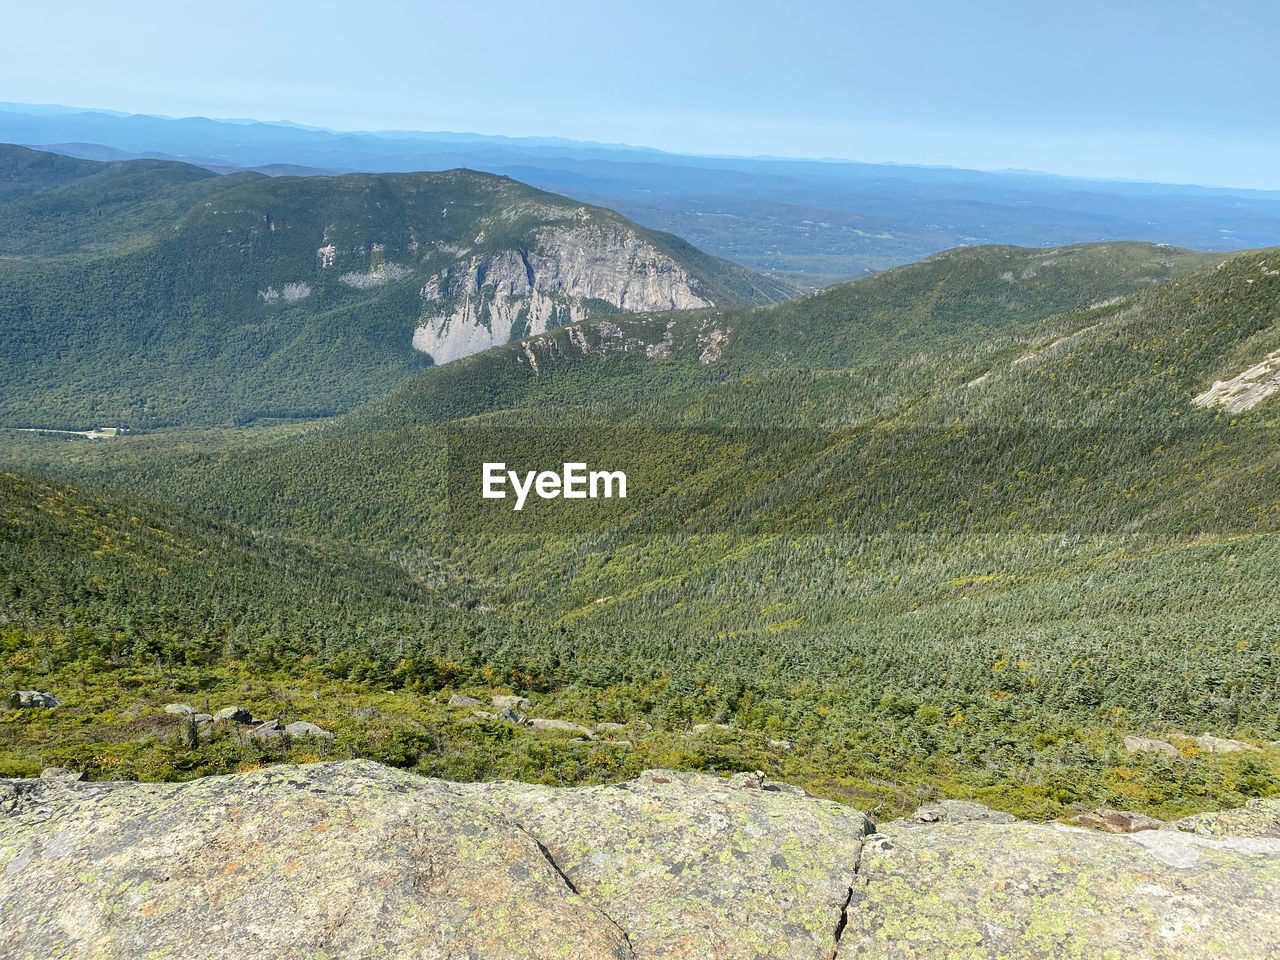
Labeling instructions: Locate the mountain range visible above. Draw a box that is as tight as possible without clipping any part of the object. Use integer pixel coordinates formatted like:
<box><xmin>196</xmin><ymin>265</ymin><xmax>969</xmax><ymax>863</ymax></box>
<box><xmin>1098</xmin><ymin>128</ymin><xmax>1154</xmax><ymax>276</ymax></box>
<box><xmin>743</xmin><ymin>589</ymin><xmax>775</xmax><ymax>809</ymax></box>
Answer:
<box><xmin>5</xmin><ymin>102</ymin><xmax>1280</xmax><ymax>286</ymax></box>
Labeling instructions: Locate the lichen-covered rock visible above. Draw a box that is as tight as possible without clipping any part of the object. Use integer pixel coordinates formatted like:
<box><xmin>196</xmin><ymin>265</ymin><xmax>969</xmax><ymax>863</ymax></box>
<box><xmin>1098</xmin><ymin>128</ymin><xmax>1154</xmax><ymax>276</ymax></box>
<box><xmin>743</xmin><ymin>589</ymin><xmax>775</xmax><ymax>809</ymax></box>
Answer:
<box><xmin>163</xmin><ymin>703</ymin><xmax>195</xmax><ymax>716</ymax></box>
<box><xmin>0</xmin><ymin>762</ymin><xmax>631</xmax><ymax>960</ymax></box>
<box><xmin>1174</xmin><ymin>798</ymin><xmax>1280</xmax><ymax>838</ymax></box>
<box><xmin>2</xmin><ymin>762</ymin><xmax>1277</xmax><ymax>960</ymax></box>
<box><xmin>448</xmin><ymin>693</ymin><xmax>484</xmax><ymax>707</ymax></box>
<box><xmin>465</xmin><ymin>768</ymin><xmax>871</xmax><ymax>959</ymax></box>
<box><xmin>214</xmin><ymin>705</ymin><xmax>251</xmax><ymax>723</ymax></box>
<box><xmin>842</xmin><ymin>820</ymin><xmax>1280</xmax><ymax>958</ymax></box>
<box><xmin>7</xmin><ymin>690</ymin><xmax>61</xmax><ymax>709</ymax></box>
<box><xmin>495</xmin><ymin>706</ymin><xmax>527</xmax><ymax>725</ymax></box>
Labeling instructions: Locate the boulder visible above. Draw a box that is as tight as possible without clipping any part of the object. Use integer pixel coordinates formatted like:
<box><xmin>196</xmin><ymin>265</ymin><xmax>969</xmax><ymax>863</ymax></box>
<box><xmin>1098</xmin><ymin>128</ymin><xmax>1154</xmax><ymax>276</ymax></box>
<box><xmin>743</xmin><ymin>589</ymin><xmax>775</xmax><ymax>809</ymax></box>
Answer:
<box><xmin>528</xmin><ymin>718</ymin><xmax>593</xmax><ymax>736</ymax></box>
<box><xmin>214</xmin><ymin>706</ymin><xmax>252</xmax><ymax>723</ymax></box>
<box><xmin>1196</xmin><ymin>733</ymin><xmax>1261</xmax><ymax>754</ymax></box>
<box><xmin>593</xmin><ymin>722</ymin><xmax>627</xmax><ymax>734</ymax></box>
<box><xmin>495</xmin><ymin>706</ymin><xmax>526</xmax><ymax>725</ymax></box>
<box><xmin>163</xmin><ymin>703</ymin><xmax>195</xmax><ymax>716</ymax></box>
<box><xmin>1123</xmin><ymin>734</ymin><xmax>1180</xmax><ymax>757</ymax></box>
<box><xmin>284</xmin><ymin>721</ymin><xmax>335</xmax><ymax>740</ymax></box>
<box><xmin>8</xmin><ymin>690</ymin><xmax>61</xmax><ymax>709</ymax></box>
<box><xmin>247</xmin><ymin>720</ymin><xmax>281</xmax><ymax>741</ymax></box>
<box><xmin>39</xmin><ymin>767</ymin><xmax>83</xmax><ymax>782</ymax></box>
<box><xmin>192</xmin><ymin>713</ymin><xmax>214</xmax><ymax>725</ymax></box>
<box><xmin>447</xmin><ymin>694</ymin><xmax>484</xmax><ymax>707</ymax></box>
<box><xmin>768</xmin><ymin>738</ymin><xmax>795</xmax><ymax>751</ymax></box>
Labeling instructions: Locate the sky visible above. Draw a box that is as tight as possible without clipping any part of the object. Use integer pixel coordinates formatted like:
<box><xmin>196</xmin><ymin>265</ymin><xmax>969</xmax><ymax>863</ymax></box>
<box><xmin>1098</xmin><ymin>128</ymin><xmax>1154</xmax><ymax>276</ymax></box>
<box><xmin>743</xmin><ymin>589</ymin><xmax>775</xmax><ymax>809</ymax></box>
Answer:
<box><xmin>2</xmin><ymin>0</ymin><xmax>1278</xmax><ymax>188</ymax></box>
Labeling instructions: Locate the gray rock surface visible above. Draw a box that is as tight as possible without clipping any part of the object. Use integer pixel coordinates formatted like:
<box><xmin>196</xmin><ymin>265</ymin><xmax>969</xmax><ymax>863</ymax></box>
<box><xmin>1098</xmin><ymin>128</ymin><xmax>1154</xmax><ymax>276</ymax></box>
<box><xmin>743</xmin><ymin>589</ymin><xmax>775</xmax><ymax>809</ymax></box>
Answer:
<box><xmin>163</xmin><ymin>703</ymin><xmax>195</xmax><ymax>716</ymax></box>
<box><xmin>1</xmin><ymin>761</ymin><xmax>1278</xmax><ymax>959</ymax></box>
<box><xmin>689</xmin><ymin>722</ymin><xmax>731</xmax><ymax>734</ymax></box>
<box><xmin>246</xmin><ymin>719</ymin><xmax>281</xmax><ymax>741</ymax></box>
<box><xmin>7</xmin><ymin>690</ymin><xmax>61</xmax><ymax>709</ymax></box>
<box><xmin>495</xmin><ymin>706</ymin><xmax>526</xmax><ymax>725</ymax></box>
<box><xmin>1071</xmin><ymin>808</ymin><xmax>1166</xmax><ymax>833</ymax></box>
<box><xmin>1174</xmin><ymin>798</ymin><xmax>1280</xmax><ymax>837</ymax></box>
<box><xmin>214</xmin><ymin>706</ymin><xmax>251</xmax><ymax>723</ymax></box>
<box><xmin>448</xmin><ymin>694</ymin><xmax>484</xmax><ymax>707</ymax></box>
<box><xmin>411</xmin><ymin>222</ymin><xmax>716</xmax><ymax>366</ymax></box>
<box><xmin>1196</xmin><ymin>733</ymin><xmax>1261</xmax><ymax>753</ymax></box>
<box><xmin>38</xmin><ymin>767</ymin><xmax>83</xmax><ymax>781</ymax></box>
<box><xmin>908</xmin><ymin>799</ymin><xmax>1017</xmax><ymax>825</ymax></box>
<box><xmin>1124</xmin><ymin>734</ymin><xmax>1180</xmax><ymax>757</ymax></box>
<box><xmin>844</xmin><ymin>815</ymin><xmax>1280</xmax><ymax>958</ymax></box>
<box><xmin>283</xmin><ymin>721</ymin><xmax>334</xmax><ymax>740</ymax></box>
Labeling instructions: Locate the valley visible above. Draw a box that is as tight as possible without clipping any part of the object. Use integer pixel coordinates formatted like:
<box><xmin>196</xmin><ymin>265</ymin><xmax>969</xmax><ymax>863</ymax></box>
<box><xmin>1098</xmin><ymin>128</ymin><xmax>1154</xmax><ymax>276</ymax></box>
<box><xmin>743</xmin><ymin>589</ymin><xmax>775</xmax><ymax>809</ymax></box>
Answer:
<box><xmin>4</xmin><ymin>231</ymin><xmax>1279</xmax><ymax>823</ymax></box>
<box><xmin>6</xmin><ymin>9</ymin><xmax>1280</xmax><ymax>956</ymax></box>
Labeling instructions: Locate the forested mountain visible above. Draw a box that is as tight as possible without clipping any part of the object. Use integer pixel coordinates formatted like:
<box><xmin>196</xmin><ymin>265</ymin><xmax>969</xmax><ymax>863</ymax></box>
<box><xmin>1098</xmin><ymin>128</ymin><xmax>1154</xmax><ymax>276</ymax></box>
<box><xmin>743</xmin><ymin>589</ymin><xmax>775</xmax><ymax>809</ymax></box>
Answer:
<box><xmin>7</xmin><ymin>103</ymin><xmax>1280</xmax><ymax>285</ymax></box>
<box><xmin>0</xmin><ymin>144</ymin><xmax>789</xmax><ymax>430</ymax></box>
<box><xmin>7</xmin><ymin>239</ymin><xmax>1278</xmax><ymax>819</ymax></box>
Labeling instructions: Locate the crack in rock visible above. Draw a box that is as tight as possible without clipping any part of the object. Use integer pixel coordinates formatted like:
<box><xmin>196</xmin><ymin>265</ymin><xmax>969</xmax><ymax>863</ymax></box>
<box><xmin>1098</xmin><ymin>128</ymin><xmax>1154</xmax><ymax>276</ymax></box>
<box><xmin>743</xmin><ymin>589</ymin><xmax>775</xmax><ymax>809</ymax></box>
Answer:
<box><xmin>517</xmin><ymin>824</ymin><xmax>638</xmax><ymax>959</ymax></box>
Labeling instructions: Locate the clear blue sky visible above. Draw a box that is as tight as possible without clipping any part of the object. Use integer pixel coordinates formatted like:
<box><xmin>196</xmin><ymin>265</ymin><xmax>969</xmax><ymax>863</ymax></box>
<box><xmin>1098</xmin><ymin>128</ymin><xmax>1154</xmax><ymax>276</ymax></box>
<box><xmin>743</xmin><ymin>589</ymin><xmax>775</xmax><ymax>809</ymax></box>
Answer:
<box><xmin>3</xmin><ymin>0</ymin><xmax>1278</xmax><ymax>188</ymax></box>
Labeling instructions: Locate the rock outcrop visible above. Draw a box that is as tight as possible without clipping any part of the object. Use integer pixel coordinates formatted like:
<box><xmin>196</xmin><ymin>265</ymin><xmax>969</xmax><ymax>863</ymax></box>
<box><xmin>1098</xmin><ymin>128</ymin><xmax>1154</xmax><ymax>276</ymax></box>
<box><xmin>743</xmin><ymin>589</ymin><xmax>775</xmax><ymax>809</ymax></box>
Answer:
<box><xmin>1193</xmin><ymin>347</ymin><xmax>1280</xmax><ymax>413</ymax></box>
<box><xmin>411</xmin><ymin>222</ymin><xmax>714</xmax><ymax>365</ymax></box>
<box><xmin>7</xmin><ymin>690</ymin><xmax>60</xmax><ymax>709</ymax></box>
<box><xmin>2</xmin><ymin>761</ymin><xmax>1278</xmax><ymax>959</ymax></box>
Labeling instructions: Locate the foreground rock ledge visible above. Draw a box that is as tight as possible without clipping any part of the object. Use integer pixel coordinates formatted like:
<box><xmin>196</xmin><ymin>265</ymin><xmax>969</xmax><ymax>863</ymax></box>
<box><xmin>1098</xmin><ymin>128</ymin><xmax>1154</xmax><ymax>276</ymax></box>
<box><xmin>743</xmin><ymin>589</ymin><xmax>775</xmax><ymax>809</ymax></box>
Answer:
<box><xmin>0</xmin><ymin>762</ymin><xmax>1277</xmax><ymax>960</ymax></box>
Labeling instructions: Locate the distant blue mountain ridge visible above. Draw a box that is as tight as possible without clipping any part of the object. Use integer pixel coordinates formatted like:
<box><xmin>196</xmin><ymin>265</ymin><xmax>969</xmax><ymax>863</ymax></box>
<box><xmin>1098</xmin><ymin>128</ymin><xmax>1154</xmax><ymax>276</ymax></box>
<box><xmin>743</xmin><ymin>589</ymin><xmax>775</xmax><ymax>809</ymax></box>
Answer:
<box><xmin>3</xmin><ymin>101</ymin><xmax>1279</xmax><ymax>284</ymax></box>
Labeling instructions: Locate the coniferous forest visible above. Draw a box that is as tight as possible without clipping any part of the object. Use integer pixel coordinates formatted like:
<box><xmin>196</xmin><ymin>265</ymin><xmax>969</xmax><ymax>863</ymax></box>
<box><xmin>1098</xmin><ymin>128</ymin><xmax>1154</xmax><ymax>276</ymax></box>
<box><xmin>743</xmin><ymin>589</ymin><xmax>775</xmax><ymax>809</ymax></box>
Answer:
<box><xmin>2</xmin><ymin>148</ymin><xmax>1279</xmax><ymax>822</ymax></box>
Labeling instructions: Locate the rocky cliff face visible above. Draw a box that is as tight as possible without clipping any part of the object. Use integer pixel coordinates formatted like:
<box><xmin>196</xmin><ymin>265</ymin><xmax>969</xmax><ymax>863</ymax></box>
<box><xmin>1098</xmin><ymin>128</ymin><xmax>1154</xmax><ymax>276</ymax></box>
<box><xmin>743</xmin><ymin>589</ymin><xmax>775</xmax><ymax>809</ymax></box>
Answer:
<box><xmin>412</xmin><ymin>221</ymin><xmax>715</xmax><ymax>365</ymax></box>
<box><xmin>2</xmin><ymin>761</ymin><xmax>1277</xmax><ymax>959</ymax></box>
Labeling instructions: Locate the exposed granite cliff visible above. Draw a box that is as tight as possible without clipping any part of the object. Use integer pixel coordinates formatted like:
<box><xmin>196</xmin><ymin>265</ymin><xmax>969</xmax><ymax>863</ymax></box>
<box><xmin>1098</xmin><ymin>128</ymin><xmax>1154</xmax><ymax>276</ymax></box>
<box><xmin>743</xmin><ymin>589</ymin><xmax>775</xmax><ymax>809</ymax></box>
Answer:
<box><xmin>412</xmin><ymin>221</ymin><xmax>715</xmax><ymax>365</ymax></box>
<box><xmin>2</xmin><ymin>761</ymin><xmax>1277</xmax><ymax>959</ymax></box>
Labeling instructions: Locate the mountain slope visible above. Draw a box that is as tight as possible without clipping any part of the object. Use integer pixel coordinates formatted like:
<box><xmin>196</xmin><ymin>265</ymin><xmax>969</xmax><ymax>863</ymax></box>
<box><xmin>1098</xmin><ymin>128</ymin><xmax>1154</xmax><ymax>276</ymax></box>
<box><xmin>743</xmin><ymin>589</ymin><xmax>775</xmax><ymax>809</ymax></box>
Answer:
<box><xmin>0</xmin><ymin>145</ymin><xmax>790</xmax><ymax>429</ymax></box>
<box><xmin>6</xmin><ymin>241</ymin><xmax>1280</xmax><ymax>818</ymax></box>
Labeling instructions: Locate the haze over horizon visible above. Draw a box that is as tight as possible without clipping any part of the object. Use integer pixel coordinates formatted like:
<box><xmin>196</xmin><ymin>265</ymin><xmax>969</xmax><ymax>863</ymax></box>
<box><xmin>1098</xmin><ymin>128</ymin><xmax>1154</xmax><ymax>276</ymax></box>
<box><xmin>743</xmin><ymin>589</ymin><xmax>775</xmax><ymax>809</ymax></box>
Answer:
<box><xmin>8</xmin><ymin>98</ymin><xmax>1279</xmax><ymax>196</ymax></box>
<box><xmin>3</xmin><ymin>0</ymin><xmax>1277</xmax><ymax>190</ymax></box>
